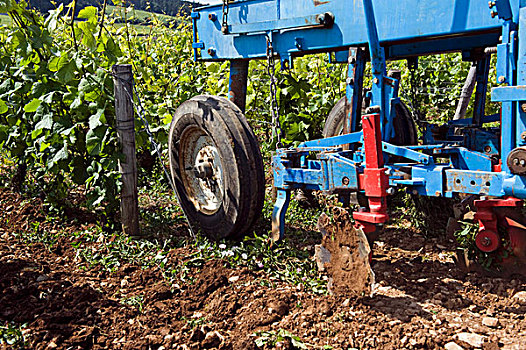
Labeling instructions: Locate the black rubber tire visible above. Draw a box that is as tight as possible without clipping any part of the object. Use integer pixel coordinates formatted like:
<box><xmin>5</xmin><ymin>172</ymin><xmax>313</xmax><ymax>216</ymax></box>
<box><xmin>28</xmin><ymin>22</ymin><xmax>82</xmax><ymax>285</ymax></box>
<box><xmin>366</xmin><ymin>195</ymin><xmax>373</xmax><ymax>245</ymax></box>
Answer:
<box><xmin>168</xmin><ymin>95</ymin><xmax>265</xmax><ymax>239</ymax></box>
<box><xmin>322</xmin><ymin>97</ymin><xmax>347</xmax><ymax>138</ymax></box>
<box><xmin>391</xmin><ymin>101</ymin><xmax>418</xmax><ymax>146</ymax></box>
<box><xmin>322</xmin><ymin>97</ymin><xmax>418</xmax><ymax>146</ymax></box>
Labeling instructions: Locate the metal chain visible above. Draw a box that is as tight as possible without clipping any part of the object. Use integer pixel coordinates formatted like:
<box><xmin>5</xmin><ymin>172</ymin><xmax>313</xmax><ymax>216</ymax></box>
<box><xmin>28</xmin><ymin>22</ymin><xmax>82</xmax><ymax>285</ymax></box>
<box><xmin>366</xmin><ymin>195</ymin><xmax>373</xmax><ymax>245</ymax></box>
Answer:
<box><xmin>221</xmin><ymin>0</ymin><xmax>229</xmax><ymax>34</ymax></box>
<box><xmin>112</xmin><ymin>73</ymin><xmax>196</xmax><ymax>237</ymax></box>
<box><xmin>265</xmin><ymin>34</ymin><xmax>283</xmax><ymax>148</ymax></box>
<box><xmin>408</xmin><ymin>60</ymin><xmax>423</xmax><ymax>125</ymax></box>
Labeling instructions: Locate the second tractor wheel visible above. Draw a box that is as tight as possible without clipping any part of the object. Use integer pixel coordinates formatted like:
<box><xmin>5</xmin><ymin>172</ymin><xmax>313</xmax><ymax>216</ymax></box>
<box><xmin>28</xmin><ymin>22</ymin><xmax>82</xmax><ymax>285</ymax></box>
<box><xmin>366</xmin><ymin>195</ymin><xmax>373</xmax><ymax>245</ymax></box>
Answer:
<box><xmin>322</xmin><ymin>96</ymin><xmax>418</xmax><ymax>146</ymax></box>
<box><xmin>168</xmin><ymin>95</ymin><xmax>265</xmax><ymax>239</ymax></box>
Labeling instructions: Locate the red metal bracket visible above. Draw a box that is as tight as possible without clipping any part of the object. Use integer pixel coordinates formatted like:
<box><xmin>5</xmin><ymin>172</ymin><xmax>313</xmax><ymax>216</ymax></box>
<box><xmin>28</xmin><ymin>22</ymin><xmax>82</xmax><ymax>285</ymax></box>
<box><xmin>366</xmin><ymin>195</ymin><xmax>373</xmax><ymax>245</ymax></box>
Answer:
<box><xmin>353</xmin><ymin>113</ymin><xmax>389</xmax><ymax>233</ymax></box>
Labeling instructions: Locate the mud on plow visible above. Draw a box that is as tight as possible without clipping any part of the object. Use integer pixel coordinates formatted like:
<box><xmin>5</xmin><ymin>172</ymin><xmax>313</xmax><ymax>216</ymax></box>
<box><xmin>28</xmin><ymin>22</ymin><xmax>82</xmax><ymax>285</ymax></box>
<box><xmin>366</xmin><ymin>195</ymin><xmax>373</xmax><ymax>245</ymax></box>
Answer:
<box><xmin>168</xmin><ymin>0</ymin><xmax>526</xmax><ymax>289</ymax></box>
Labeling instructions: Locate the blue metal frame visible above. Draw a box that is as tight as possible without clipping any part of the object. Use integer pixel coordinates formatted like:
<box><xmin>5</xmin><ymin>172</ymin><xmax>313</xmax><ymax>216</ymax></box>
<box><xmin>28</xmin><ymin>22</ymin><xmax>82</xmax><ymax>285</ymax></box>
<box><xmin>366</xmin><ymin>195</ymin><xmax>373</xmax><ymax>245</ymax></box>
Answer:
<box><xmin>189</xmin><ymin>0</ymin><xmax>526</xmax><ymax>238</ymax></box>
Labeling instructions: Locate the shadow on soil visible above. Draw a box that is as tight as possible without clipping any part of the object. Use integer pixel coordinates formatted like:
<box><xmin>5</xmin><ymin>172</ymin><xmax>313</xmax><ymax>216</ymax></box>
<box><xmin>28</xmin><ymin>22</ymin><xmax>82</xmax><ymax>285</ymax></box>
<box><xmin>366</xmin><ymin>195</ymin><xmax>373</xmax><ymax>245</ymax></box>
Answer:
<box><xmin>0</xmin><ymin>257</ymin><xmax>115</xmax><ymax>347</ymax></box>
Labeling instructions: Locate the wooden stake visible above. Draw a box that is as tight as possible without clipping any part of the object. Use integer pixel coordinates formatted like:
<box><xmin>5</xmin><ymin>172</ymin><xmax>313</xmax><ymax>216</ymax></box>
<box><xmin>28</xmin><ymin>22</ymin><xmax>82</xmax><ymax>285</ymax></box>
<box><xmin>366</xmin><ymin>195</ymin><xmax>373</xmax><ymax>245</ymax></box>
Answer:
<box><xmin>113</xmin><ymin>64</ymin><xmax>140</xmax><ymax>236</ymax></box>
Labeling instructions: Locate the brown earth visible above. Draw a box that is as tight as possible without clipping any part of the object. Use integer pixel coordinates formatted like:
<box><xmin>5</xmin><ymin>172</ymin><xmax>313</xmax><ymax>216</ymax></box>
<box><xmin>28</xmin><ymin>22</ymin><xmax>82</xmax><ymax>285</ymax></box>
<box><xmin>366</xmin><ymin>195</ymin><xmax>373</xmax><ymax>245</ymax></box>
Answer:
<box><xmin>317</xmin><ymin>208</ymin><xmax>375</xmax><ymax>297</ymax></box>
<box><xmin>1</xmin><ymin>187</ymin><xmax>526</xmax><ymax>350</ymax></box>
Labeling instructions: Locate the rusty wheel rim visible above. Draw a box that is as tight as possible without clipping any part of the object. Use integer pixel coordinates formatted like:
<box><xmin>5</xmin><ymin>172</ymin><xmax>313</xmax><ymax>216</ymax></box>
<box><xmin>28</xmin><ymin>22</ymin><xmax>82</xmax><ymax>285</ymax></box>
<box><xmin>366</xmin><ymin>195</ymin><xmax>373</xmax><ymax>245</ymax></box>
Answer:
<box><xmin>179</xmin><ymin>126</ymin><xmax>224</xmax><ymax>215</ymax></box>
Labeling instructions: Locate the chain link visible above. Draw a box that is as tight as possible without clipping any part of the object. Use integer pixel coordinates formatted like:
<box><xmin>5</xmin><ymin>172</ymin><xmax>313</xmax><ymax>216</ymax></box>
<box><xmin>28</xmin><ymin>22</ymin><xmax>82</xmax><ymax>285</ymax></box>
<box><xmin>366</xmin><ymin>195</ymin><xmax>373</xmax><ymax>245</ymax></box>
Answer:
<box><xmin>408</xmin><ymin>60</ymin><xmax>423</xmax><ymax>125</ymax></box>
<box><xmin>265</xmin><ymin>34</ymin><xmax>283</xmax><ymax>149</ymax></box>
<box><xmin>112</xmin><ymin>73</ymin><xmax>196</xmax><ymax>237</ymax></box>
<box><xmin>221</xmin><ymin>0</ymin><xmax>229</xmax><ymax>34</ymax></box>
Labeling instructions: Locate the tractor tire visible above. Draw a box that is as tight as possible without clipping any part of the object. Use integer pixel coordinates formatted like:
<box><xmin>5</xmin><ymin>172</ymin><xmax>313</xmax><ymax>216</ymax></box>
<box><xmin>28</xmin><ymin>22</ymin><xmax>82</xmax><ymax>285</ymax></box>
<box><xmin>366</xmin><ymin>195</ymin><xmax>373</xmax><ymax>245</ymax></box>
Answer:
<box><xmin>322</xmin><ymin>97</ymin><xmax>418</xmax><ymax>146</ymax></box>
<box><xmin>322</xmin><ymin>96</ymin><xmax>347</xmax><ymax>138</ymax></box>
<box><xmin>168</xmin><ymin>95</ymin><xmax>265</xmax><ymax>239</ymax></box>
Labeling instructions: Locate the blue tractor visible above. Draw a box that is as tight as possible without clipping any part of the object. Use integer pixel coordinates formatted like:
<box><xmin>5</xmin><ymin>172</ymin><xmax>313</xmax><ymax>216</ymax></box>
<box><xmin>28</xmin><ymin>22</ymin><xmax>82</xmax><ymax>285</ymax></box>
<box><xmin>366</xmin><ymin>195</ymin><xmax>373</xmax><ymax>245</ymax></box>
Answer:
<box><xmin>168</xmin><ymin>0</ymin><xmax>526</xmax><ymax>274</ymax></box>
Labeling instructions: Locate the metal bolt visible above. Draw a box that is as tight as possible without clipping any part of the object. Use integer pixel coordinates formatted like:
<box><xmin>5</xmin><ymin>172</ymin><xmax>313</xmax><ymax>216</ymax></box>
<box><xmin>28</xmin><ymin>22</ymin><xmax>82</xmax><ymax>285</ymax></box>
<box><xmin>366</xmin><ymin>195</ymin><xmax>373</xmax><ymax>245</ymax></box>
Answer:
<box><xmin>484</xmin><ymin>145</ymin><xmax>492</xmax><ymax>153</ymax></box>
<box><xmin>342</xmin><ymin>177</ymin><xmax>350</xmax><ymax>186</ymax></box>
<box><xmin>208</xmin><ymin>13</ymin><xmax>217</xmax><ymax>21</ymax></box>
<box><xmin>521</xmin><ymin>103</ymin><xmax>526</xmax><ymax>113</ymax></box>
<box><xmin>521</xmin><ymin>131</ymin><xmax>526</xmax><ymax>141</ymax></box>
<box><xmin>294</xmin><ymin>38</ymin><xmax>303</xmax><ymax>50</ymax></box>
<box><xmin>488</xmin><ymin>1</ymin><xmax>496</xmax><ymax>8</ymax></box>
<box><xmin>514</xmin><ymin>158</ymin><xmax>520</xmax><ymax>165</ymax></box>
<box><xmin>520</xmin><ymin>159</ymin><xmax>526</xmax><ymax>166</ymax></box>
<box><xmin>373</xmin><ymin>78</ymin><xmax>379</xmax><ymax>84</ymax></box>
<box><xmin>386</xmin><ymin>187</ymin><xmax>395</xmax><ymax>195</ymax></box>
<box><xmin>491</xmin><ymin>10</ymin><xmax>498</xmax><ymax>18</ymax></box>
<box><xmin>207</xmin><ymin>48</ymin><xmax>216</xmax><ymax>56</ymax></box>
<box><xmin>498</xmin><ymin>76</ymin><xmax>506</xmax><ymax>83</ymax></box>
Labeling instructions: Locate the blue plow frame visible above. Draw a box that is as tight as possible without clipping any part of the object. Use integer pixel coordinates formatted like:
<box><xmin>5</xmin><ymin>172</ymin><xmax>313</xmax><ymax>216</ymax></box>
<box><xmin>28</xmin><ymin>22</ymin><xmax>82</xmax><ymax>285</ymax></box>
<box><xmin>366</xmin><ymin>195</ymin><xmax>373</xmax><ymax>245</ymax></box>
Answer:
<box><xmin>189</xmin><ymin>0</ymin><xmax>526</xmax><ymax>239</ymax></box>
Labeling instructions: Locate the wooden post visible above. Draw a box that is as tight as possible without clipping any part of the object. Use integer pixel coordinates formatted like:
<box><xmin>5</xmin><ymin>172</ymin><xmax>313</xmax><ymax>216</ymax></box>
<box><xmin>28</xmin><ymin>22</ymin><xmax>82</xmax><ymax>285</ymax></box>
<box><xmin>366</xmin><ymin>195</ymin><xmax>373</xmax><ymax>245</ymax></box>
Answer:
<box><xmin>112</xmin><ymin>64</ymin><xmax>140</xmax><ymax>236</ymax></box>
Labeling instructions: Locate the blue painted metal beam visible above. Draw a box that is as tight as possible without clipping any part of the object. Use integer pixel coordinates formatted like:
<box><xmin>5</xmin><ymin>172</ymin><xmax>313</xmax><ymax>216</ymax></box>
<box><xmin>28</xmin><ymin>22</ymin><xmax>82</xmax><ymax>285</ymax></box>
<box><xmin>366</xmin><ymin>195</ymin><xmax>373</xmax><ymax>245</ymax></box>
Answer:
<box><xmin>300</xmin><ymin>131</ymin><xmax>363</xmax><ymax>148</ymax></box>
<box><xmin>446</xmin><ymin>170</ymin><xmax>505</xmax><ymax>197</ymax></box>
<box><xmin>381</xmin><ymin>142</ymin><xmax>432</xmax><ymax>164</ymax></box>
<box><xmin>225</xmin><ymin>12</ymin><xmax>332</xmax><ymax>35</ymax></box>
<box><xmin>193</xmin><ymin>0</ymin><xmax>519</xmax><ymax>61</ymax></box>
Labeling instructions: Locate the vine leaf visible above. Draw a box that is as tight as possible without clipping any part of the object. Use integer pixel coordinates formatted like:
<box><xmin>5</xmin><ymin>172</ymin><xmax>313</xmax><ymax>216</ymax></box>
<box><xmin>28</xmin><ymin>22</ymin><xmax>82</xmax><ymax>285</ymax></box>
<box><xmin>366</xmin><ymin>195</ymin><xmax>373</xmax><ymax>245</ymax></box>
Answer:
<box><xmin>51</xmin><ymin>143</ymin><xmax>68</xmax><ymax>165</ymax></box>
<box><xmin>78</xmin><ymin>6</ymin><xmax>97</xmax><ymax>23</ymax></box>
<box><xmin>86</xmin><ymin>126</ymin><xmax>106</xmax><ymax>155</ymax></box>
<box><xmin>23</xmin><ymin>98</ymin><xmax>41</xmax><ymax>112</ymax></box>
<box><xmin>89</xmin><ymin>109</ymin><xmax>104</xmax><ymax>130</ymax></box>
<box><xmin>34</xmin><ymin>113</ymin><xmax>53</xmax><ymax>130</ymax></box>
<box><xmin>56</xmin><ymin>59</ymin><xmax>77</xmax><ymax>83</ymax></box>
<box><xmin>0</xmin><ymin>99</ymin><xmax>7</xmax><ymax>114</ymax></box>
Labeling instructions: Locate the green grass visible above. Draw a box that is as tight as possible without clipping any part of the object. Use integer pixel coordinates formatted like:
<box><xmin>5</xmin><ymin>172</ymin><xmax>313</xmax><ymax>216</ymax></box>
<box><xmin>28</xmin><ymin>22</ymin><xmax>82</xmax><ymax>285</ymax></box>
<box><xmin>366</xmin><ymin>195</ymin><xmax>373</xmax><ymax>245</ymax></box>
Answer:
<box><xmin>0</xmin><ymin>14</ymin><xmax>12</xmax><ymax>26</ymax></box>
<box><xmin>11</xmin><ymin>192</ymin><xmax>327</xmax><ymax>293</ymax></box>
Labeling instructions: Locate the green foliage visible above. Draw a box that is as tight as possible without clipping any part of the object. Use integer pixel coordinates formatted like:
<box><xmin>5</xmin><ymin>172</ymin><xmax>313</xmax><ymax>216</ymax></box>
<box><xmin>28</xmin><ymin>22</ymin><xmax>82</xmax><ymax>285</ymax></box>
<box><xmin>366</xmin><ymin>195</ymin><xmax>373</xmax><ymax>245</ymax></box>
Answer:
<box><xmin>254</xmin><ymin>329</ymin><xmax>308</xmax><ymax>349</ymax></box>
<box><xmin>388</xmin><ymin>54</ymin><xmax>499</xmax><ymax>123</ymax></box>
<box><xmin>105</xmin><ymin>4</ymin><xmax>177</xmax><ymax>25</ymax></box>
<box><xmin>0</xmin><ymin>1</ymin><xmax>207</xmax><ymax>217</ymax></box>
<box><xmin>168</xmin><ymin>232</ymin><xmax>327</xmax><ymax>293</ymax></box>
<box><xmin>0</xmin><ymin>1</ymin><xmax>122</xmax><ymax>215</ymax></box>
<box><xmin>243</xmin><ymin>56</ymin><xmax>346</xmax><ymax>146</ymax></box>
<box><xmin>0</xmin><ymin>321</ymin><xmax>27</xmax><ymax>348</ymax></box>
<box><xmin>454</xmin><ymin>220</ymin><xmax>500</xmax><ymax>269</ymax></box>
<box><xmin>0</xmin><ymin>13</ymin><xmax>11</xmax><ymax>26</ymax></box>
<box><xmin>72</xmin><ymin>226</ymin><xmax>170</xmax><ymax>271</ymax></box>
<box><xmin>119</xmin><ymin>294</ymin><xmax>145</xmax><ymax>312</ymax></box>
<box><xmin>29</xmin><ymin>0</ymin><xmax>194</xmax><ymax>18</ymax></box>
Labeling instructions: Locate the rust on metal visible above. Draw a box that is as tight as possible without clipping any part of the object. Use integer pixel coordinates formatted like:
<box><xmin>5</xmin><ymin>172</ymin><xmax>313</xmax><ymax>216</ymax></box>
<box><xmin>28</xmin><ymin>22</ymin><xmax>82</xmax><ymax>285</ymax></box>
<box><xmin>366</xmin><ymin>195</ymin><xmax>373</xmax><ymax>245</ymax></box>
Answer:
<box><xmin>313</xmin><ymin>0</ymin><xmax>330</xmax><ymax>6</ymax></box>
<box><xmin>228</xmin><ymin>60</ymin><xmax>249</xmax><ymax>113</ymax></box>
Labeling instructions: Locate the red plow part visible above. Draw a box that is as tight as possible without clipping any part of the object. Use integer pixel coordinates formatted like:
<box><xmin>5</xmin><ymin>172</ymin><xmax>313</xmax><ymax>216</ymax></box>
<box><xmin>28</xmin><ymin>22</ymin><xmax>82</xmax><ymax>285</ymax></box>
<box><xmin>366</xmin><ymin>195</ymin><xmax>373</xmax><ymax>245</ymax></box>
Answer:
<box><xmin>474</xmin><ymin>198</ymin><xmax>526</xmax><ymax>275</ymax></box>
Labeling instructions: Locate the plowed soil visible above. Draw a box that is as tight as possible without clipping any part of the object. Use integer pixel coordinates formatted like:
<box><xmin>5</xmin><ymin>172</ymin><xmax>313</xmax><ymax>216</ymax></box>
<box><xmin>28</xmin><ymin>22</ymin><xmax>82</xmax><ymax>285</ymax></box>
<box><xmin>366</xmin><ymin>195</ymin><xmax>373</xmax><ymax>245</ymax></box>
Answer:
<box><xmin>1</xmin><ymin>187</ymin><xmax>525</xmax><ymax>350</ymax></box>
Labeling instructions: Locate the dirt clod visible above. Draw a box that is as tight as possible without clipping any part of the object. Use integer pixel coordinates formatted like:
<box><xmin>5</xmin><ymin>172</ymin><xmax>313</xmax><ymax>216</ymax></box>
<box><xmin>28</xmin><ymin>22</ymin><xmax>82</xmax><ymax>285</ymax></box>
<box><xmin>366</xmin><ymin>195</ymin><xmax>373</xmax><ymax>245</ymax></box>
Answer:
<box><xmin>317</xmin><ymin>208</ymin><xmax>375</xmax><ymax>296</ymax></box>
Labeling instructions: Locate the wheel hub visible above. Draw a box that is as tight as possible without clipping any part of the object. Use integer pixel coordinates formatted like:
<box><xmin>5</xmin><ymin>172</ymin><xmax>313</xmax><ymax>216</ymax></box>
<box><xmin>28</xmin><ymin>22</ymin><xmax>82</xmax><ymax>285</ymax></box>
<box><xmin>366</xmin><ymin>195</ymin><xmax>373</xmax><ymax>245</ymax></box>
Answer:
<box><xmin>180</xmin><ymin>128</ymin><xmax>224</xmax><ymax>215</ymax></box>
<box><xmin>475</xmin><ymin>230</ymin><xmax>500</xmax><ymax>252</ymax></box>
